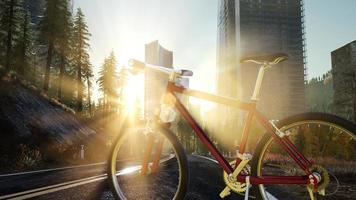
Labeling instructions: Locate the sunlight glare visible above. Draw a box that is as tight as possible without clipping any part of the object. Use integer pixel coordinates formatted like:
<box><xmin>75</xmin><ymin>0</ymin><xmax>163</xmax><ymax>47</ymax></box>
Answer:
<box><xmin>121</xmin><ymin>73</ymin><xmax>144</xmax><ymax>117</ymax></box>
<box><xmin>117</xmin><ymin>165</ymin><xmax>142</xmax><ymax>176</ymax></box>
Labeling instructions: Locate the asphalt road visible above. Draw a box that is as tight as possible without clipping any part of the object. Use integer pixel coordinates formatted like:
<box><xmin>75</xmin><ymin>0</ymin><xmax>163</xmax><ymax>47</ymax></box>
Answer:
<box><xmin>2</xmin><ymin>156</ymin><xmax>355</xmax><ymax>200</ymax></box>
<box><xmin>0</xmin><ymin>163</ymin><xmax>106</xmax><ymax>196</ymax></box>
<box><xmin>0</xmin><ymin>155</ymin><xmax>244</xmax><ymax>200</ymax></box>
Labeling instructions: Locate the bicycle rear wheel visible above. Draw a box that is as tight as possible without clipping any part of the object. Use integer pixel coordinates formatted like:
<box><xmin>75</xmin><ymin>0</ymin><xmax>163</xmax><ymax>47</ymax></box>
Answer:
<box><xmin>251</xmin><ymin>112</ymin><xmax>356</xmax><ymax>200</ymax></box>
<box><xmin>108</xmin><ymin>125</ymin><xmax>189</xmax><ymax>200</ymax></box>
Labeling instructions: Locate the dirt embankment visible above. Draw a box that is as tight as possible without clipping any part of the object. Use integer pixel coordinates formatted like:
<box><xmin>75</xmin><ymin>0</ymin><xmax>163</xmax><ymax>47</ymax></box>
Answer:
<box><xmin>0</xmin><ymin>76</ymin><xmax>98</xmax><ymax>173</ymax></box>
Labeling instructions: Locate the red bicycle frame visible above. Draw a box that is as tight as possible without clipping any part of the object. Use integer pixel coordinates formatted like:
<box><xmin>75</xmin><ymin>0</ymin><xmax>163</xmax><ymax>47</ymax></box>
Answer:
<box><xmin>160</xmin><ymin>81</ymin><xmax>313</xmax><ymax>185</ymax></box>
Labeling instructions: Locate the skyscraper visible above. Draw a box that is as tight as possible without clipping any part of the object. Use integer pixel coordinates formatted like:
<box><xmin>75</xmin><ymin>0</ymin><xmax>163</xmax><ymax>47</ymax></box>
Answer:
<box><xmin>217</xmin><ymin>0</ymin><xmax>306</xmax><ymax>120</ymax></box>
<box><xmin>331</xmin><ymin>41</ymin><xmax>356</xmax><ymax>121</ymax></box>
<box><xmin>144</xmin><ymin>40</ymin><xmax>173</xmax><ymax>118</ymax></box>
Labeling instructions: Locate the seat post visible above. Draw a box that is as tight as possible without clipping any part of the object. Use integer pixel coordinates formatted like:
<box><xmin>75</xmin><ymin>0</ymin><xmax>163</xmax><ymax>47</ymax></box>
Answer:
<box><xmin>251</xmin><ymin>64</ymin><xmax>269</xmax><ymax>101</ymax></box>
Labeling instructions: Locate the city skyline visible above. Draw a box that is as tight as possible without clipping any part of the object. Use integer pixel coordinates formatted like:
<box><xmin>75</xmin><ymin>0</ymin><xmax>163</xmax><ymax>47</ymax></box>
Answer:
<box><xmin>73</xmin><ymin>0</ymin><xmax>356</xmax><ymax>101</ymax></box>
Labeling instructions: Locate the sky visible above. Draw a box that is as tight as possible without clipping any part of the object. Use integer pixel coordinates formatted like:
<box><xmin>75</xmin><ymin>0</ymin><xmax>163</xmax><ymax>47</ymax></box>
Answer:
<box><xmin>73</xmin><ymin>0</ymin><xmax>356</xmax><ymax>100</ymax></box>
<box><xmin>74</xmin><ymin>0</ymin><xmax>218</xmax><ymax>101</ymax></box>
<box><xmin>305</xmin><ymin>0</ymin><xmax>356</xmax><ymax>79</ymax></box>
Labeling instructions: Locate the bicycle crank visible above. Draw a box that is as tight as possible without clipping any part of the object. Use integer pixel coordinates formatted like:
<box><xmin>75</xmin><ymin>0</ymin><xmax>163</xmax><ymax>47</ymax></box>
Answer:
<box><xmin>220</xmin><ymin>154</ymin><xmax>252</xmax><ymax>198</ymax></box>
<box><xmin>223</xmin><ymin>161</ymin><xmax>251</xmax><ymax>193</ymax></box>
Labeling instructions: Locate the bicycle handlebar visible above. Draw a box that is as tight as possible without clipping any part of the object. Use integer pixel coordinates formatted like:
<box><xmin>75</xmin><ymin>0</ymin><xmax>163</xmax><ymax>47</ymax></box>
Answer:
<box><xmin>129</xmin><ymin>59</ymin><xmax>193</xmax><ymax>77</ymax></box>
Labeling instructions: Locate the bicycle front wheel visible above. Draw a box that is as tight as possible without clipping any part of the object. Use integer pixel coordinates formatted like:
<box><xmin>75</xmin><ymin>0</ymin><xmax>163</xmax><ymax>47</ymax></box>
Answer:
<box><xmin>251</xmin><ymin>112</ymin><xmax>356</xmax><ymax>200</ymax></box>
<box><xmin>108</xmin><ymin>125</ymin><xmax>189</xmax><ymax>200</ymax></box>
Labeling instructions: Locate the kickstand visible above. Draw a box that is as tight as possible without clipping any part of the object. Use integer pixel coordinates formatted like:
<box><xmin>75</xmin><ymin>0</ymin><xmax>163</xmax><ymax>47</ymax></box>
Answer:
<box><xmin>244</xmin><ymin>176</ymin><xmax>250</xmax><ymax>200</ymax></box>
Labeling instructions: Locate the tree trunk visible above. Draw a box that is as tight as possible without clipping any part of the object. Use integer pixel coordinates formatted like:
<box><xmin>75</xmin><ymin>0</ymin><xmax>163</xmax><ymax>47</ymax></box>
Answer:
<box><xmin>19</xmin><ymin>11</ymin><xmax>28</xmax><ymax>75</ymax></box>
<box><xmin>353</xmin><ymin>72</ymin><xmax>356</xmax><ymax>122</ymax></box>
<box><xmin>58</xmin><ymin>53</ymin><xmax>65</xmax><ymax>99</ymax></box>
<box><xmin>32</xmin><ymin>55</ymin><xmax>37</xmax><ymax>85</ymax></box>
<box><xmin>77</xmin><ymin>24</ymin><xmax>83</xmax><ymax>112</ymax></box>
<box><xmin>86</xmin><ymin>75</ymin><xmax>92</xmax><ymax>116</ymax></box>
<box><xmin>43</xmin><ymin>41</ymin><xmax>53</xmax><ymax>92</ymax></box>
<box><xmin>5</xmin><ymin>0</ymin><xmax>15</xmax><ymax>71</ymax></box>
<box><xmin>77</xmin><ymin>62</ymin><xmax>83</xmax><ymax>112</ymax></box>
<box><xmin>104</xmin><ymin>93</ymin><xmax>107</xmax><ymax>114</ymax></box>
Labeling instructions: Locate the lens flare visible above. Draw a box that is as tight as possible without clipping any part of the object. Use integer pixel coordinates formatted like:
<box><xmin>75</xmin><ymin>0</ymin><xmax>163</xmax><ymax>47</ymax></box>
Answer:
<box><xmin>121</xmin><ymin>73</ymin><xmax>144</xmax><ymax>118</ymax></box>
<box><xmin>117</xmin><ymin>165</ymin><xmax>142</xmax><ymax>176</ymax></box>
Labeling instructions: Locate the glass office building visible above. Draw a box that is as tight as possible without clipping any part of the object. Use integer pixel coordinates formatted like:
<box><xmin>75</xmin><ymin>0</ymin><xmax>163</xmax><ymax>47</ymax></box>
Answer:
<box><xmin>217</xmin><ymin>0</ymin><xmax>306</xmax><ymax>120</ymax></box>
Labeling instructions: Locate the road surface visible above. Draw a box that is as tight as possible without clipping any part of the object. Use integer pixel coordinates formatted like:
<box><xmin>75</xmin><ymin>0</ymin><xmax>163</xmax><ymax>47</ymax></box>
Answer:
<box><xmin>0</xmin><ymin>155</ymin><xmax>244</xmax><ymax>200</ymax></box>
<box><xmin>3</xmin><ymin>155</ymin><xmax>354</xmax><ymax>200</ymax></box>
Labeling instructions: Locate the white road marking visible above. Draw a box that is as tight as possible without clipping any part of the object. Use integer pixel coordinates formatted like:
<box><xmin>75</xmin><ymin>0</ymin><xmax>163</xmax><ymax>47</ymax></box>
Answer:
<box><xmin>0</xmin><ymin>174</ymin><xmax>107</xmax><ymax>199</ymax></box>
<box><xmin>265</xmin><ymin>191</ymin><xmax>278</xmax><ymax>200</ymax></box>
<box><xmin>192</xmin><ymin>154</ymin><xmax>218</xmax><ymax>164</ymax></box>
<box><xmin>0</xmin><ymin>155</ymin><xmax>175</xmax><ymax>199</ymax></box>
<box><xmin>1</xmin><ymin>154</ymin><xmax>280</xmax><ymax>199</ymax></box>
<box><xmin>0</xmin><ymin>162</ymin><xmax>106</xmax><ymax>178</ymax></box>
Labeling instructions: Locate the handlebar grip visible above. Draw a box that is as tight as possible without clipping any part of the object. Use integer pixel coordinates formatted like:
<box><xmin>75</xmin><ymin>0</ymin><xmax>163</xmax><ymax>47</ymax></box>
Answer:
<box><xmin>180</xmin><ymin>70</ymin><xmax>193</xmax><ymax>77</ymax></box>
<box><xmin>129</xmin><ymin>59</ymin><xmax>193</xmax><ymax>77</ymax></box>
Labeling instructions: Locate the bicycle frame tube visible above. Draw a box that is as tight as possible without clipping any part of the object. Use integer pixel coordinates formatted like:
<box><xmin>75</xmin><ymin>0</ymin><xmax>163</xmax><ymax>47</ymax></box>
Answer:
<box><xmin>167</xmin><ymin>82</ymin><xmax>257</xmax><ymax>174</ymax></box>
<box><xmin>166</xmin><ymin>82</ymin><xmax>312</xmax><ymax>184</ymax></box>
<box><xmin>253</xmin><ymin>111</ymin><xmax>312</xmax><ymax>172</ymax></box>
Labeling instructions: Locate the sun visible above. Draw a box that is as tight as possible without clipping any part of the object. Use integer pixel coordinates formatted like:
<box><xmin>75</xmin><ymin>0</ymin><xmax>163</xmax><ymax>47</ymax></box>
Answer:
<box><xmin>121</xmin><ymin>73</ymin><xmax>145</xmax><ymax>118</ymax></box>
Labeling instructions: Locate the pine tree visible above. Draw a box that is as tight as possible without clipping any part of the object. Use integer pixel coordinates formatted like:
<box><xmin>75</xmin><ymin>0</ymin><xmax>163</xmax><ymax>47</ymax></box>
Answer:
<box><xmin>13</xmin><ymin>4</ymin><xmax>33</xmax><ymax>76</ymax></box>
<box><xmin>39</xmin><ymin>0</ymin><xmax>67</xmax><ymax>92</ymax></box>
<box><xmin>97</xmin><ymin>52</ymin><xmax>118</xmax><ymax>113</ymax></box>
<box><xmin>83</xmin><ymin>56</ymin><xmax>93</xmax><ymax>115</ymax></box>
<box><xmin>0</xmin><ymin>0</ymin><xmax>23</xmax><ymax>71</ymax></box>
<box><xmin>61</xmin><ymin>63</ymin><xmax>77</xmax><ymax>108</ymax></box>
<box><xmin>72</xmin><ymin>8</ymin><xmax>91</xmax><ymax>112</ymax></box>
<box><xmin>57</xmin><ymin>0</ymin><xmax>73</xmax><ymax>99</ymax></box>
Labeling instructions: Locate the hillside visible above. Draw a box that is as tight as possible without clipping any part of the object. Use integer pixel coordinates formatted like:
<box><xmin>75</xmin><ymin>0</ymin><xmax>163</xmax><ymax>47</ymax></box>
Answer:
<box><xmin>0</xmin><ymin>75</ymin><xmax>96</xmax><ymax>172</ymax></box>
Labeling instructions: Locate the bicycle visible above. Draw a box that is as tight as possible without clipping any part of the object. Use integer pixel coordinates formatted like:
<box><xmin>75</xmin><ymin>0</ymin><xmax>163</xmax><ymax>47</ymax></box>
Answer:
<box><xmin>108</xmin><ymin>53</ymin><xmax>356</xmax><ymax>200</ymax></box>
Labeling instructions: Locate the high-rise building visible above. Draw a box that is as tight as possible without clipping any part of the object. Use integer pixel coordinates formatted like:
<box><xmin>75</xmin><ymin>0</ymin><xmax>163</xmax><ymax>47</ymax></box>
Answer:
<box><xmin>144</xmin><ymin>40</ymin><xmax>173</xmax><ymax>118</ymax></box>
<box><xmin>331</xmin><ymin>41</ymin><xmax>356</xmax><ymax>121</ymax></box>
<box><xmin>217</xmin><ymin>0</ymin><xmax>306</xmax><ymax>120</ymax></box>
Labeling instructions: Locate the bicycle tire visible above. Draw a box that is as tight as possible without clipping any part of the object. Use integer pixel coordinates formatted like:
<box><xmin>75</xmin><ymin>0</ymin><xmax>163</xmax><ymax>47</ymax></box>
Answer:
<box><xmin>107</xmin><ymin>125</ymin><xmax>189</xmax><ymax>200</ymax></box>
<box><xmin>251</xmin><ymin>112</ymin><xmax>356</xmax><ymax>200</ymax></box>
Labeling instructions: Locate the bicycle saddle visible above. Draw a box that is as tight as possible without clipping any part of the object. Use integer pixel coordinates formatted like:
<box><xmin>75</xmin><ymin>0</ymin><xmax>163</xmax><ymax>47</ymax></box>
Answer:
<box><xmin>240</xmin><ymin>53</ymin><xmax>289</xmax><ymax>65</ymax></box>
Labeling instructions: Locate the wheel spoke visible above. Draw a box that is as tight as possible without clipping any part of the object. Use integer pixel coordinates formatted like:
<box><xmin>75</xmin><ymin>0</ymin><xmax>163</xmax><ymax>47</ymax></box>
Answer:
<box><xmin>252</xmin><ymin>114</ymin><xmax>356</xmax><ymax>199</ymax></box>
<box><xmin>107</xmin><ymin>126</ymin><xmax>188</xmax><ymax>200</ymax></box>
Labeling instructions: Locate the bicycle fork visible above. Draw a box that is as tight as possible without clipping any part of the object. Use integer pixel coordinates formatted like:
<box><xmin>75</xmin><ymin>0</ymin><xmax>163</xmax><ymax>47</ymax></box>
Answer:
<box><xmin>141</xmin><ymin>134</ymin><xmax>164</xmax><ymax>175</ymax></box>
